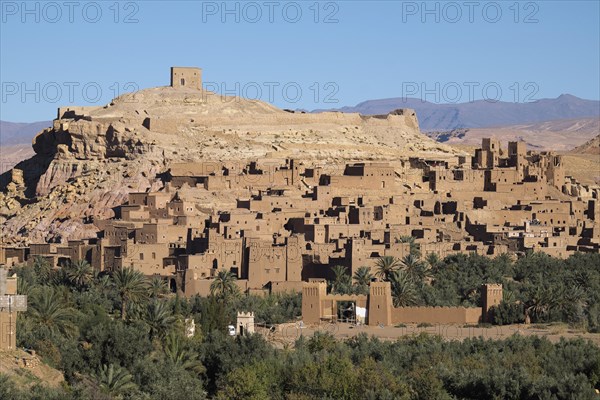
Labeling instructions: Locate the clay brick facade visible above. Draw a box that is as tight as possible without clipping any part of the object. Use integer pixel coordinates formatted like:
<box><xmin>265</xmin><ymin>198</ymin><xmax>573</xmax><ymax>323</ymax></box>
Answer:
<box><xmin>6</xmin><ymin>139</ymin><xmax>598</xmax><ymax>303</ymax></box>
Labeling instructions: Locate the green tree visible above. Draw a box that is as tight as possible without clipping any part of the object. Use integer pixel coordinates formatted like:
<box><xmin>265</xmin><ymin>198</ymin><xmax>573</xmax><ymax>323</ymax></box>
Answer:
<box><xmin>95</xmin><ymin>364</ymin><xmax>137</xmax><ymax>398</ymax></box>
<box><xmin>210</xmin><ymin>269</ymin><xmax>240</xmax><ymax>302</ymax></box>
<box><xmin>144</xmin><ymin>300</ymin><xmax>176</xmax><ymax>340</ymax></box>
<box><xmin>389</xmin><ymin>270</ymin><xmax>418</xmax><ymax>307</ymax></box>
<box><xmin>400</xmin><ymin>254</ymin><xmax>426</xmax><ymax>282</ymax></box>
<box><xmin>331</xmin><ymin>265</ymin><xmax>352</xmax><ymax>294</ymax></box>
<box><xmin>17</xmin><ymin>277</ymin><xmax>32</xmax><ymax>296</ymax></box>
<box><xmin>32</xmin><ymin>255</ymin><xmax>52</xmax><ymax>284</ymax></box>
<box><xmin>490</xmin><ymin>301</ymin><xmax>525</xmax><ymax>325</ymax></box>
<box><xmin>164</xmin><ymin>334</ymin><xmax>205</xmax><ymax>374</ymax></box>
<box><xmin>397</xmin><ymin>236</ymin><xmax>421</xmax><ymax>257</ymax></box>
<box><xmin>525</xmin><ymin>286</ymin><xmax>555</xmax><ymax>322</ymax></box>
<box><xmin>112</xmin><ymin>267</ymin><xmax>148</xmax><ymax>320</ymax></box>
<box><xmin>148</xmin><ymin>276</ymin><xmax>169</xmax><ymax>299</ymax></box>
<box><xmin>424</xmin><ymin>252</ymin><xmax>440</xmax><ymax>269</ymax></box>
<box><xmin>216</xmin><ymin>362</ymin><xmax>274</xmax><ymax>400</ymax></box>
<box><xmin>375</xmin><ymin>256</ymin><xmax>401</xmax><ymax>282</ymax></box>
<box><xmin>28</xmin><ymin>286</ymin><xmax>77</xmax><ymax>338</ymax></box>
<box><xmin>353</xmin><ymin>266</ymin><xmax>373</xmax><ymax>295</ymax></box>
<box><xmin>66</xmin><ymin>259</ymin><xmax>93</xmax><ymax>289</ymax></box>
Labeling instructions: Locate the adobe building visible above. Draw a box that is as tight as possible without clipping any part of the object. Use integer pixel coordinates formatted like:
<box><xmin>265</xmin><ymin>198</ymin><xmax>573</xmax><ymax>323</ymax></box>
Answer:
<box><xmin>301</xmin><ymin>281</ymin><xmax>500</xmax><ymax>326</ymax></box>
<box><xmin>171</xmin><ymin>67</ymin><xmax>202</xmax><ymax>90</ymax></box>
<box><xmin>481</xmin><ymin>283</ymin><xmax>503</xmax><ymax>323</ymax></box>
<box><xmin>236</xmin><ymin>312</ymin><xmax>255</xmax><ymax>336</ymax></box>
<box><xmin>6</xmin><ymin>139</ymin><xmax>598</xmax><ymax>301</ymax></box>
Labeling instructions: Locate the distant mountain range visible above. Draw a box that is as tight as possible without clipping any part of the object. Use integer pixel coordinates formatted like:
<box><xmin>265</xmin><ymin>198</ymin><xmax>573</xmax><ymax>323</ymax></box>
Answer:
<box><xmin>0</xmin><ymin>120</ymin><xmax>52</xmax><ymax>146</ymax></box>
<box><xmin>314</xmin><ymin>94</ymin><xmax>600</xmax><ymax>131</ymax></box>
<box><xmin>0</xmin><ymin>120</ymin><xmax>50</xmax><ymax>172</ymax></box>
<box><xmin>425</xmin><ymin>117</ymin><xmax>600</xmax><ymax>152</ymax></box>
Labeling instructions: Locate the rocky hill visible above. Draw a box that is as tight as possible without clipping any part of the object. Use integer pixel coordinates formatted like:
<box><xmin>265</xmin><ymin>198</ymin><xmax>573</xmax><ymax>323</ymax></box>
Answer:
<box><xmin>570</xmin><ymin>134</ymin><xmax>600</xmax><ymax>155</ymax></box>
<box><xmin>0</xmin><ymin>86</ymin><xmax>457</xmax><ymax>244</ymax></box>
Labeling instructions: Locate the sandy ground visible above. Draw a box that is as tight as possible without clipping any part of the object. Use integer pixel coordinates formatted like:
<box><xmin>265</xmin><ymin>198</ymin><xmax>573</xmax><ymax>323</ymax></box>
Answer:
<box><xmin>562</xmin><ymin>154</ymin><xmax>600</xmax><ymax>185</ymax></box>
<box><xmin>0</xmin><ymin>349</ymin><xmax>64</xmax><ymax>388</ymax></box>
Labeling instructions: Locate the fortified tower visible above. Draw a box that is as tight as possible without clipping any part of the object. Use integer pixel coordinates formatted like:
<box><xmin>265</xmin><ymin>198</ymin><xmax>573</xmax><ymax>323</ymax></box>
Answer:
<box><xmin>368</xmin><ymin>281</ymin><xmax>392</xmax><ymax>326</ymax></box>
<box><xmin>170</xmin><ymin>67</ymin><xmax>202</xmax><ymax>90</ymax></box>
<box><xmin>302</xmin><ymin>281</ymin><xmax>327</xmax><ymax>324</ymax></box>
<box><xmin>545</xmin><ymin>154</ymin><xmax>565</xmax><ymax>188</ymax></box>
<box><xmin>508</xmin><ymin>141</ymin><xmax>527</xmax><ymax>180</ymax></box>
<box><xmin>481</xmin><ymin>283</ymin><xmax>503</xmax><ymax>323</ymax></box>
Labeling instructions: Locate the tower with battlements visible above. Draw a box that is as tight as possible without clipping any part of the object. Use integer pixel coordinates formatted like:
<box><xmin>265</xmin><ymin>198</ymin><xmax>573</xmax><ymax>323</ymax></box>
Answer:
<box><xmin>481</xmin><ymin>283</ymin><xmax>503</xmax><ymax>323</ymax></box>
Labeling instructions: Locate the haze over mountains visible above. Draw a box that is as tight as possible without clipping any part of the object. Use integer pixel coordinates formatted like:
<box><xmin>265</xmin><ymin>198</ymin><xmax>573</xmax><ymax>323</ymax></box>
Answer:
<box><xmin>0</xmin><ymin>121</ymin><xmax>51</xmax><ymax>173</ymax></box>
<box><xmin>0</xmin><ymin>120</ymin><xmax>52</xmax><ymax>146</ymax></box>
<box><xmin>315</xmin><ymin>94</ymin><xmax>600</xmax><ymax>131</ymax></box>
<box><xmin>427</xmin><ymin>117</ymin><xmax>600</xmax><ymax>151</ymax></box>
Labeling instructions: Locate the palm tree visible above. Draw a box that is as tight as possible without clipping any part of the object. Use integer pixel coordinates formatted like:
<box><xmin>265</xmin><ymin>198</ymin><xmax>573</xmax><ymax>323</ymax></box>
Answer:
<box><xmin>375</xmin><ymin>256</ymin><xmax>401</xmax><ymax>282</ymax></box>
<box><xmin>17</xmin><ymin>277</ymin><xmax>32</xmax><ymax>296</ymax></box>
<box><xmin>396</xmin><ymin>236</ymin><xmax>415</xmax><ymax>244</ymax></box>
<box><xmin>96</xmin><ymin>364</ymin><xmax>137</xmax><ymax>397</ymax></box>
<box><xmin>525</xmin><ymin>287</ymin><xmax>554</xmax><ymax>322</ymax></box>
<box><xmin>66</xmin><ymin>259</ymin><xmax>93</xmax><ymax>289</ymax></box>
<box><xmin>396</xmin><ymin>236</ymin><xmax>420</xmax><ymax>257</ymax></box>
<box><xmin>331</xmin><ymin>265</ymin><xmax>351</xmax><ymax>294</ymax></box>
<box><xmin>93</xmin><ymin>274</ymin><xmax>113</xmax><ymax>294</ymax></box>
<box><xmin>28</xmin><ymin>286</ymin><xmax>77</xmax><ymax>338</ymax></box>
<box><xmin>400</xmin><ymin>254</ymin><xmax>430</xmax><ymax>283</ymax></box>
<box><xmin>424</xmin><ymin>253</ymin><xmax>440</xmax><ymax>269</ymax></box>
<box><xmin>164</xmin><ymin>334</ymin><xmax>205</xmax><ymax>375</ymax></box>
<box><xmin>389</xmin><ymin>270</ymin><xmax>418</xmax><ymax>307</ymax></box>
<box><xmin>148</xmin><ymin>276</ymin><xmax>169</xmax><ymax>298</ymax></box>
<box><xmin>112</xmin><ymin>267</ymin><xmax>148</xmax><ymax>320</ymax></box>
<box><xmin>145</xmin><ymin>300</ymin><xmax>176</xmax><ymax>340</ymax></box>
<box><xmin>210</xmin><ymin>269</ymin><xmax>240</xmax><ymax>302</ymax></box>
<box><xmin>353</xmin><ymin>266</ymin><xmax>373</xmax><ymax>286</ymax></box>
<box><xmin>32</xmin><ymin>256</ymin><xmax>52</xmax><ymax>283</ymax></box>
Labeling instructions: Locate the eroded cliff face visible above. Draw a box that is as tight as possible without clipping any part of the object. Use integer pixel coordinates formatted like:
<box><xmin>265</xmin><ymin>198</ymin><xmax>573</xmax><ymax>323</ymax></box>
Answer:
<box><xmin>0</xmin><ymin>86</ymin><xmax>458</xmax><ymax>245</ymax></box>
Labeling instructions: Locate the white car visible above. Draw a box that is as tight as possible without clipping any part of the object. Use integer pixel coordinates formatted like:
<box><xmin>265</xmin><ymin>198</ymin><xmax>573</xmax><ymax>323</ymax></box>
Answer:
<box><xmin>227</xmin><ymin>325</ymin><xmax>236</xmax><ymax>336</ymax></box>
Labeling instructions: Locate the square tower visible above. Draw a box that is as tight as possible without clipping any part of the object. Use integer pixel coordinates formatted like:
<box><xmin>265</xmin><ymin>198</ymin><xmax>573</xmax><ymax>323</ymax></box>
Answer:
<box><xmin>170</xmin><ymin>67</ymin><xmax>202</xmax><ymax>90</ymax></box>
<box><xmin>481</xmin><ymin>283</ymin><xmax>503</xmax><ymax>323</ymax></box>
<box><xmin>368</xmin><ymin>281</ymin><xmax>392</xmax><ymax>326</ymax></box>
<box><xmin>302</xmin><ymin>281</ymin><xmax>327</xmax><ymax>324</ymax></box>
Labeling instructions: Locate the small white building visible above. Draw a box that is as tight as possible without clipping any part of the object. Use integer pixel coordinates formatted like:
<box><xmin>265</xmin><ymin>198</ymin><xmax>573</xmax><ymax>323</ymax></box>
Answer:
<box><xmin>236</xmin><ymin>312</ymin><xmax>255</xmax><ymax>336</ymax></box>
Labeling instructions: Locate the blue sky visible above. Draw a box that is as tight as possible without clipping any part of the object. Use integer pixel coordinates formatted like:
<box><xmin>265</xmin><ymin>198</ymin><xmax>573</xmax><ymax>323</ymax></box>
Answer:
<box><xmin>1</xmin><ymin>0</ymin><xmax>599</xmax><ymax>122</ymax></box>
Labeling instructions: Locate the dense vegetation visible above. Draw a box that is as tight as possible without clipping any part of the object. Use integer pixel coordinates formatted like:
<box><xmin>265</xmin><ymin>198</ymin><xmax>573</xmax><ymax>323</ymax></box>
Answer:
<box><xmin>331</xmin><ymin>251</ymin><xmax>600</xmax><ymax>331</ymax></box>
<box><xmin>1</xmin><ymin>251</ymin><xmax>599</xmax><ymax>399</ymax></box>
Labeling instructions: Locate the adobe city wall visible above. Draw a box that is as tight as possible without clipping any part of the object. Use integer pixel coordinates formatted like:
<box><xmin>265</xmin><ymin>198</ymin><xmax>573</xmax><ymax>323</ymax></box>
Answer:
<box><xmin>391</xmin><ymin>306</ymin><xmax>482</xmax><ymax>324</ymax></box>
